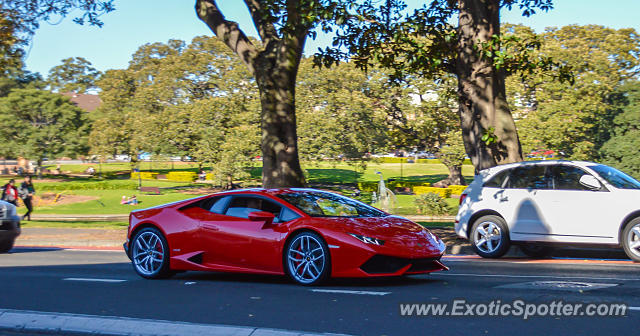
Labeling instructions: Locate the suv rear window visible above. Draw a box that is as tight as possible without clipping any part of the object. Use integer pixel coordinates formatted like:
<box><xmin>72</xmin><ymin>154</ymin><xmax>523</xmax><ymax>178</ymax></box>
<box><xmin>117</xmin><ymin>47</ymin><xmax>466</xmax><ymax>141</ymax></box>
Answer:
<box><xmin>484</xmin><ymin>169</ymin><xmax>510</xmax><ymax>188</ymax></box>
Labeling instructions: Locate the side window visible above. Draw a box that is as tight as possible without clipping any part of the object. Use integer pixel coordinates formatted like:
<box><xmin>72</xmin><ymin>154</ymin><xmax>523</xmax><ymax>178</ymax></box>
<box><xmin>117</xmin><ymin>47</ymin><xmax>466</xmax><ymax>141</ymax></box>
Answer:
<box><xmin>225</xmin><ymin>197</ymin><xmax>282</xmax><ymax>220</ymax></box>
<box><xmin>280</xmin><ymin>208</ymin><xmax>301</xmax><ymax>222</ymax></box>
<box><xmin>551</xmin><ymin>165</ymin><xmax>592</xmax><ymax>190</ymax></box>
<box><xmin>484</xmin><ymin>169</ymin><xmax>510</xmax><ymax>188</ymax></box>
<box><xmin>508</xmin><ymin>166</ymin><xmax>551</xmax><ymax>189</ymax></box>
<box><xmin>209</xmin><ymin>196</ymin><xmax>231</xmax><ymax>214</ymax></box>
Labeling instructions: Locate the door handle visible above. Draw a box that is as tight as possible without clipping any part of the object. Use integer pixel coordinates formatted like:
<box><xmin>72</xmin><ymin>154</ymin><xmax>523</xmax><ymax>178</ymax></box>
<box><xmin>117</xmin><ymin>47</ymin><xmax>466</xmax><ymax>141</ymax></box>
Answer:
<box><xmin>202</xmin><ymin>224</ymin><xmax>219</xmax><ymax>231</ymax></box>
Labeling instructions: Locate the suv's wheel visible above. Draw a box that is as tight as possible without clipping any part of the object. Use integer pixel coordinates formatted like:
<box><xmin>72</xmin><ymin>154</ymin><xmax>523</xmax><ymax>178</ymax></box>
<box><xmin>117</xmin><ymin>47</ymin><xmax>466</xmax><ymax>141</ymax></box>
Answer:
<box><xmin>470</xmin><ymin>215</ymin><xmax>510</xmax><ymax>258</ymax></box>
<box><xmin>520</xmin><ymin>244</ymin><xmax>552</xmax><ymax>258</ymax></box>
<box><xmin>622</xmin><ymin>217</ymin><xmax>640</xmax><ymax>262</ymax></box>
<box><xmin>131</xmin><ymin>227</ymin><xmax>174</xmax><ymax>279</ymax></box>
<box><xmin>0</xmin><ymin>239</ymin><xmax>14</xmax><ymax>253</ymax></box>
<box><xmin>284</xmin><ymin>231</ymin><xmax>331</xmax><ymax>285</ymax></box>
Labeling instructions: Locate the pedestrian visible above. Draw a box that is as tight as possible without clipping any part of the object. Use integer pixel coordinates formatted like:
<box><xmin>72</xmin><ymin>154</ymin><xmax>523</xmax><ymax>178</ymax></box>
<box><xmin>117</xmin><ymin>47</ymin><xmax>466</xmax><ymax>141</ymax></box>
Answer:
<box><xmin>19</xmin><ymin>175</ymin><xmax>35</xmax><ymax>221</ymax></box>
<box><xmin>1</xmin><ymin>179</ymin><xmax>18</xmax><ymax>206</ymax></box>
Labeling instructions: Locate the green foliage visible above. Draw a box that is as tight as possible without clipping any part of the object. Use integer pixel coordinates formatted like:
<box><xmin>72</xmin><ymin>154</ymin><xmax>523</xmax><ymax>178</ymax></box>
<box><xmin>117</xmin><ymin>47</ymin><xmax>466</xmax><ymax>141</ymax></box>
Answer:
<box><xmin>0</xmin><ymin>88</ymin><xmax>90</xmax><ymax>163</ymax></box>
<box><xmin>600</xmin><ymin>82</ymin><xmax>640</xmax><ymax>179</ymax></box>
<box><xmin>47</xmin><ymin>57</ymin><xmax>101</xmax><ymax>93</ymax></box>
<box><xmin>414</xmin><ymin>192</ymin><xmax>451</xmax><ymax>216</ymax></box>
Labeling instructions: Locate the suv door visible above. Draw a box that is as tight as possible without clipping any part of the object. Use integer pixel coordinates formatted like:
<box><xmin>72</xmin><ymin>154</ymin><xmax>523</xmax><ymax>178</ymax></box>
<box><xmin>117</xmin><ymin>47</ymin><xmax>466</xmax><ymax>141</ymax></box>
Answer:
<box><xmin>498</xmin><ymin>164</ymin><xmax>553</xmax><ymax>241</ymax></box>
<box><xmin>532</xmin><ymin>164</ymin><xmax>614</xmax><ymax>243</ymax></box>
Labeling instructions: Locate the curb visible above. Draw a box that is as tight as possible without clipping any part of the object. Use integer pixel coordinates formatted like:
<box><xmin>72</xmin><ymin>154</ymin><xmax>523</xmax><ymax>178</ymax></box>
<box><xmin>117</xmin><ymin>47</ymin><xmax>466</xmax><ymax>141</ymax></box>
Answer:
<box><xmin>0</xmin><ymin>309</ymin><xmax>349</xmax><ymax>336</ymax></box>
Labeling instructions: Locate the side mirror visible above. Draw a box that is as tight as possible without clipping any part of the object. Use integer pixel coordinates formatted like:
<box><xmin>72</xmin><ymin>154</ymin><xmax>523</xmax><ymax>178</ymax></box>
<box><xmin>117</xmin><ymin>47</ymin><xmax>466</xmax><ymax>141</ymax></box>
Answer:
<box><xmin>579</xmin><ymin>175</ymin><xmax>601</xmax><ymax>190</ymax></box>
<box><xmin>248</xmin><ymin>211</ymin><xmax>276</xmax><ymax>226</ymax></box>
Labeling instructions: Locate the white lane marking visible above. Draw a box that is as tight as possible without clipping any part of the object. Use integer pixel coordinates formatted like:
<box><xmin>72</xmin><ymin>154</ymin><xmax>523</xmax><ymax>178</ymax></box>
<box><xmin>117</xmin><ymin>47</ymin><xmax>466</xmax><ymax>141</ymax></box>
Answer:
<box><xmin>432</xmin><ymin>273</ymin><xmax>639</xmax><ymax>281</ymax></box>
<box><xmin>310</xmin><ymin>289</ymin><xmax>391</xmax><ymax>296</ymax></box>
<box><xmin>629</xmin><ymin>307</ymin><xmax>640</xmax><ymax>311</ymax></box>
<box><xmin>63</xmin><ymin>278</ymin><xmax>127</xmax><ymax>283</ymax></box>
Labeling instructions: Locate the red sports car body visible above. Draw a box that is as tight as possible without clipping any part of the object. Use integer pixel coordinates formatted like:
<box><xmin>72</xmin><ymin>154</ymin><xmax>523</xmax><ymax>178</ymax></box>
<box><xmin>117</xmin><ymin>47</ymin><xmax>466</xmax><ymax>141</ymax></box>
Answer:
<box><xmin>124</xmin><ymin>188</ymin><xmax>448</xmax><ymax>285</ymax></box>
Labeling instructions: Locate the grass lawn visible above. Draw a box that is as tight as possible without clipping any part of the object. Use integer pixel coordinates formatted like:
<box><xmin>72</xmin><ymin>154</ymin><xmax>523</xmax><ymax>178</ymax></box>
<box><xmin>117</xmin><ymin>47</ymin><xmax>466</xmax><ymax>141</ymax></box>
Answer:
<box><xmin>380</xmin><ymin>194</ymin><xmax>459</xmax><ymax>216</ymax></box>
<box><xmin>417</xmin><ymin>221</ymin><xmax>455</xmax><ymax>228</ymax></box>
<box><xmin>32</xmin><ymin>189</ymin><xmax>198</xmax><ymax>215</ymax></box>
<box><xmin>22</xmin><ymin>220</ymin><xmax>128</xmax><ymax>229</ymax></box>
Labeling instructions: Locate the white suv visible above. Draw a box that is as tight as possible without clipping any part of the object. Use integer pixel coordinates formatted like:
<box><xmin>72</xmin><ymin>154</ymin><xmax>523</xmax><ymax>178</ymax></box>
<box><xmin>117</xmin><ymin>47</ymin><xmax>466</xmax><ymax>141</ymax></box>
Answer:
<box><xmin>455</xmin><ymin>160</ymin><xmax>640</xmax><ymax>261</ymax></box>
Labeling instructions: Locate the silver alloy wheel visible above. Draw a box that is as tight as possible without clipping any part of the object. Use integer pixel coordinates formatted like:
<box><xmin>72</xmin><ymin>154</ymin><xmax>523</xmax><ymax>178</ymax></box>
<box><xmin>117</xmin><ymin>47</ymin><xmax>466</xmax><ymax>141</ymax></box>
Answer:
<box><xmin>287</xmin><ymin>234</ymin><xmax>326</xmax><ymax>284</ymax></box>
<box><xmin>626</xmin><ymin>223</ymin><xmax>640</xmax><ymax>259</ymax></box>
<box><xmin>473</xmin><ymin>221</ymin><xmax>503</xmax><ymax>254</ymax></box>
<box><xmin>132</xmin><ymin>231</ymin><xmax>165</xmax><ymax>276</ymax></box>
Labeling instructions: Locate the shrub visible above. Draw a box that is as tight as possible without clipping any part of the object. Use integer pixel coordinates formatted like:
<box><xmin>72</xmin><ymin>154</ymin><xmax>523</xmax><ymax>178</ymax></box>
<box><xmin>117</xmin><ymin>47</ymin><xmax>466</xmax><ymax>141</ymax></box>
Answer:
<box><xmin>446</xmin><ymin>185</ymin><xmax>467</xmax><ymax>195</ymax></box>
<box><xmin>413</xmin><ymin>186</ymin><xmax>452</xmax><ymax>198</ymax></box>
<box><xmin>167</xmin><ymin>171</ymin><xmax>197</xmax><ymax>182</ymax></box>
<box><xmin>379</xmin><ymin>157</ymin><xmax>409</xmax><ymax>163</ymax></box>
<box><xmin>414</xmin><ymin>193</ymin><xmax>452</xmax><ymax>216</ymax></box>
<box><xmin>130</xmin><ymin>172</ymin><xmax>158</xmax><ymax>180</ymax></box>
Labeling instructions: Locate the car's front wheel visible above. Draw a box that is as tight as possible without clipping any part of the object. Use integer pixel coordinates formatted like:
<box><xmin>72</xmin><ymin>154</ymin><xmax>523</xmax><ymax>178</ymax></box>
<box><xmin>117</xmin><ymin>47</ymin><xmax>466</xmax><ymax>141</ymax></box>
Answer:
<box><xmin>131</xmin><ymin>227</ymin><xmax>174</xmax><ymax>279</ymax></box>
<box><xmin>0</xmin><ymin>239</ymin><xmax>14</xmax><ymax>253</ymax></box>
<box><xmin>622</xmin><ymin>218</ymin><xmax>640</xmax><ymax>262</ymax></box>
<box><xmin>284</xmin><ymin>231</ymin><xmax>331</xmax><ymax>285</ymax></box>
<box><xmin>471</xmin><ymin>215</ymin><xmax>510</xmax><ymax>258</ymax></box>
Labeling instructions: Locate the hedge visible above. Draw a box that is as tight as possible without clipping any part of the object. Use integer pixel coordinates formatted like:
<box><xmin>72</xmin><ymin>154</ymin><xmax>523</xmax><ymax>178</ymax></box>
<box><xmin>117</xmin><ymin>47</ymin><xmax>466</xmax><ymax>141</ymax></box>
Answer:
<box><xmin>413</xmin><ymin>186</ymin><xmax>452</xmax><ymax>198</ymax></box>
<box><xmin>378</xmin><ymin>157</ymin><xmax>409</xmax><ymax>163</ymax></box>
<box><xmin>39</xmin><ymin>181</ymin><xmax>139</xmax><ymax>191</ymax></box>
<box><xmin>130</xmin><ymin>172</ymin><xmax>159</xmax><ymax>180</ymax></box>
<box><xmin>447</xmin><ymin>185</ymin><xmax>467</xmax><ymax>195</ymax></box>
<box><xmin>167</xmin><ymin>171</ymin><xmax>197</xmax><ymax>182</ymax></box>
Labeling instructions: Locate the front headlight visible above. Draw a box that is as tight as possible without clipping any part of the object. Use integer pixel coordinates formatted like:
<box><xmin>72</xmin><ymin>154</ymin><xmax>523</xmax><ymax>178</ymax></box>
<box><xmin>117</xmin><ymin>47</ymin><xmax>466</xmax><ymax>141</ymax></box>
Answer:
<box><xmin>348</xmin><ymin>233</ymin><xmax>385</xmax><ymax>246</ymax></box>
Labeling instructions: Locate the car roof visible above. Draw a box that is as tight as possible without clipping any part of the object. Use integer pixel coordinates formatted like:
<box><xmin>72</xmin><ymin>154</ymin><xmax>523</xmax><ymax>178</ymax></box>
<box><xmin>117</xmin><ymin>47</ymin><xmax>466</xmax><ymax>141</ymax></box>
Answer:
<box><xmin>478</xmin><ymin>160</ymin><xmax>600</xmax><ymax>179</ymax></box>
<box><xmin>212</xmin><ymin>188</ymin><xmax>333</xmax><ymax>196</ymax></box>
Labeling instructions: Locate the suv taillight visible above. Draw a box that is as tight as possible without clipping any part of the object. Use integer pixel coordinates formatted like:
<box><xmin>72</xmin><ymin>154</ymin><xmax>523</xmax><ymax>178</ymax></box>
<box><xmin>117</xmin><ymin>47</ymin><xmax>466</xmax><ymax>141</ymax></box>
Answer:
<box><xmin>459</xmin><ymin>193</ymin><xmax>468</xmax><ymax>206</ymax></box>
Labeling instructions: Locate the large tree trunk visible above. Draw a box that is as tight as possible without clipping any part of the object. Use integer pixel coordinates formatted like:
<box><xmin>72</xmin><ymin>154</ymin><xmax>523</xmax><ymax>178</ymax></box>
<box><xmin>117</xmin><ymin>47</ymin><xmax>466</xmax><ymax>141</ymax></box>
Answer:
<box><xmin>196</xmin><ymin>0</ymin><xmax>306</xmax><ymax>188</ymax></box>
<box><xmin>456</xmin><ymin>0</ymin><xmax>523</xmax><ymax>172</ymax></box>
<box><xmin>255</xmin><ymin>61</ymin><xmax>305</xmax><ymax>188</ymax></box>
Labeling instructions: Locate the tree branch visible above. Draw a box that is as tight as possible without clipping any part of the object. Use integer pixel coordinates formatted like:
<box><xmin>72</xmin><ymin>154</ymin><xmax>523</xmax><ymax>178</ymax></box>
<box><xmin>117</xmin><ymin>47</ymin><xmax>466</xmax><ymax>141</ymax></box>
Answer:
<box><xmin>195</xmin><ymin>0</ymin><xmax>258</xmax><ymax>74</ymax></box>
<box><xmin>243</xmin><ymin>0</ymin><xmax>278</xmax><ymax>46</ymax></box>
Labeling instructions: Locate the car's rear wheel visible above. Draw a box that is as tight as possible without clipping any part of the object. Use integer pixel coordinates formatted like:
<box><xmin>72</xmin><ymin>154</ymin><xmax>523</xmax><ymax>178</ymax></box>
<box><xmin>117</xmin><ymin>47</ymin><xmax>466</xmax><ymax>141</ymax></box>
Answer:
<box><xmin>284</xmin><ymin>231</ymin><xmax>330</xmax><ymax>285</ymax></box>
<box><xmin>622</xmin><ymin>218</ymin><xmax>640</xmax><ymax>262</ymax></box>
<box><xmin>131</xmin><ymin>227</ymin><xmax>174</xmax><ymax>279</ymax></box>
<box><xmin>520</xmin><ymin>244</ymin><xmax>552</xmax><ymax>258</ymax></box>
<box><xmin>0</xmin><ymin>239</ymin><xmax>14</xmax><ymax>253</ymax></box>
<box><xmin>471</xmin><ymin>215</ymin><xmax>510</xmax><ymax>258</ymax></box>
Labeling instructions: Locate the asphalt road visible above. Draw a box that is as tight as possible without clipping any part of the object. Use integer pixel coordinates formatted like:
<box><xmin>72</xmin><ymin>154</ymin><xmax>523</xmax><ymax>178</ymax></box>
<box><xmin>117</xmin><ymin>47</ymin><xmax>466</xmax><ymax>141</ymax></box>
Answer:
<box><xmin>1</xmin><ymin>248</ymin><xmax>639</xmax><ymax>336</ymax></box>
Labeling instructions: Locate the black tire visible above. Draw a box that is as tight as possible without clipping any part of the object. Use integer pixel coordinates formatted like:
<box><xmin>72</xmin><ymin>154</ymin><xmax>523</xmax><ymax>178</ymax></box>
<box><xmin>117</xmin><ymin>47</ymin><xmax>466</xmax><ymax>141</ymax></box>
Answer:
<box><xmin>0</xmin><ymin>239</ymin><xmax>14</xmax><ymax>253</ymax></box>
<box><xmin>284</xmin><ymin>231</ymin><xmax>331</xmax><ymax>285</ymax></box>
<box><xmin>520</xmin><ymin>244</ymin><xmax>553</xmax><ymax>258</ymax></box>
<box><xmin>130</xmin><ymin>227</ymin><xmax>174</xmax><ymax>279</ymax></box>
<box><xmin>470</xmin><ymin>215</ymin><xmax>510</xmax><ymax>258</ymax></box>
<box><xmin>622</xmin><ymin>217</ymin><xmax>640</xmax><ymax>262</ymax></box>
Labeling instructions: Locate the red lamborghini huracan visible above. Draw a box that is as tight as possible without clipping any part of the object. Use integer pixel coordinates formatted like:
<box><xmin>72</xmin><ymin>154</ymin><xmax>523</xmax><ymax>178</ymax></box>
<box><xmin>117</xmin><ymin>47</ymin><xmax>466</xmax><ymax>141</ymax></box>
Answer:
<box><xmin>124</xmin><ymin>188</ymin><xmax>448</xmax><ymax>285</ymax></box>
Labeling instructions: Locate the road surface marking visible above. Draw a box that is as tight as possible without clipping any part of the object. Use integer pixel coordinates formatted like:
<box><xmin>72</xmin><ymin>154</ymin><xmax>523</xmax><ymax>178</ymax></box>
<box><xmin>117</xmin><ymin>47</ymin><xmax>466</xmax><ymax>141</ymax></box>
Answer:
<box><xmin>63</xmin><ymin>278</ymin><xmax>127</xmax><ymax>283</ymax></box>
<box><xmin>432</xmin><ymin>273</ymin><xmax>639</xmax><ymax>281</ymax></box>
<box><xmin>310</xmin><ymin>289</ymin><xmax>391</xmax><ymax>296</ymax></box>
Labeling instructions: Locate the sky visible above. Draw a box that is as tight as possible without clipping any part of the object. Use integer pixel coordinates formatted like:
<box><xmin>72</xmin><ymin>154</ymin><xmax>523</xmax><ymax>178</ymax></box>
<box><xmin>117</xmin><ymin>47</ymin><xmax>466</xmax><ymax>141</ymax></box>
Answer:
<box><xmin>23</xmin><ymin>0</ymin><xmax>640</xmax><ymax>77</ymax></box>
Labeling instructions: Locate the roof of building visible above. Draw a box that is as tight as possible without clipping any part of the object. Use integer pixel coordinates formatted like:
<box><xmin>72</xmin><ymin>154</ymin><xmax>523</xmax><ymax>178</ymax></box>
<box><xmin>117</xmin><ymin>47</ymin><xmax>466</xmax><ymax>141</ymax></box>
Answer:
<box><xmin>60</xmin><ymin>92</ymin><xmax>102</xmax><ymax>112</ymax></box>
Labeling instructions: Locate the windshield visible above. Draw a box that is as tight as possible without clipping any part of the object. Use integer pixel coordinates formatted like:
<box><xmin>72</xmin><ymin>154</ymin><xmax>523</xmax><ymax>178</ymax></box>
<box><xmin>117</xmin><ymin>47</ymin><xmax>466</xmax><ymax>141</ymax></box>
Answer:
<box><xmin>588</xmin><ymin>165</ymin><xmax>640</xmax><ymax>190</ymax></box>
<box><xmin>277</xmin><ymin>191</ymin><xmax>387</xmax><ymax>218</ymax></box>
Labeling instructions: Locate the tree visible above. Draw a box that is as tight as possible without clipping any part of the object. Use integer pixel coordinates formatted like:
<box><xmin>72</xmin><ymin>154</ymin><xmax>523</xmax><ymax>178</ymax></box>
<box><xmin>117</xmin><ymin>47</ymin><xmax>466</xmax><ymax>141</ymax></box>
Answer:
<box><xmin>195</xmin><ymin>0</ymin><xmax>353</xmax><ymax>188</ymax></box>
<box><xmin>318</xmin><ymin>0</ymin><xmax>570</xmax><ymax>172</ymax></box>
<box><xmin>48</xmin><ymin>57</ymin><xmax>101</xmax><ymax>93</ymax></box>
<box><xmin>507</xmin><ymin>25</ymin><xmax>640</xmax><ymax>160</ymax></box>
<box><xmin>600</xmin><ymin>82</ymin><xmax>640</xmax><ymax>179</ymax></box>
<box><xmin>0</xmin><ymin>88</ymin><xmax>90</xmax><ymax>172</ymax></box>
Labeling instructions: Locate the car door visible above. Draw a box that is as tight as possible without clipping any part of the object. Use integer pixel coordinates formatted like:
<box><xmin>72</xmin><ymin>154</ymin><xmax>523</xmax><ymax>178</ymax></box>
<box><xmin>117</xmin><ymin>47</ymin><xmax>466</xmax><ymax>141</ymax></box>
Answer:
<box><xmin>532</xmin><ymin>164</ymin><xmax>614</xmax><ymax>242</ymax></box>
<box><xmin>499</xmin><ymin>165</ymin><xmax>554</xmax><ymax>241</ymax></box>
<box><xmin>197</xmin><ymin>195</ymin><xmax>287</xmax><ymax>273</ymax></box>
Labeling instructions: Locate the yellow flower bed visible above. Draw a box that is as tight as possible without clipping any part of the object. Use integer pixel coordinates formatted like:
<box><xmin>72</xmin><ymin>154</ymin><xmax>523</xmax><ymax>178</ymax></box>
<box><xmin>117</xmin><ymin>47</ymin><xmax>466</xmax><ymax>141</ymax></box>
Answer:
<box><xmin>413</xmin><ymin>186</ymin><xmax>452</xmax><ymax>198</ymax></box>
<box><xmin>446</xmin><ymin>185</ymin><xmax>467</xmax><ymax>195</ymax></box>
<box><xmin>167</xmin><ymin>171</ymin><xmax>197</xmax><ymax>182</ymax></box>
<box><xmin>130</xmin><ymin>172</ymin><xmax>159</xmax><ymax>180</ymax></box>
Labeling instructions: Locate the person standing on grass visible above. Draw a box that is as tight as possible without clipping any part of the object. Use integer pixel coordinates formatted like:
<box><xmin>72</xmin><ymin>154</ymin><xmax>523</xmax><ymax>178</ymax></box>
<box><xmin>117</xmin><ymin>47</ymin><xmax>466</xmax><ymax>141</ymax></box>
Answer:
<box><xmin>19</xmin><ymin>175</ymin><xmax>35</xmax><ymax>220</ymax></box>
<box><xmin>2</xmin><ymin>179</ymin><xmax>18</xmax><ymax>206</ymax></box>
